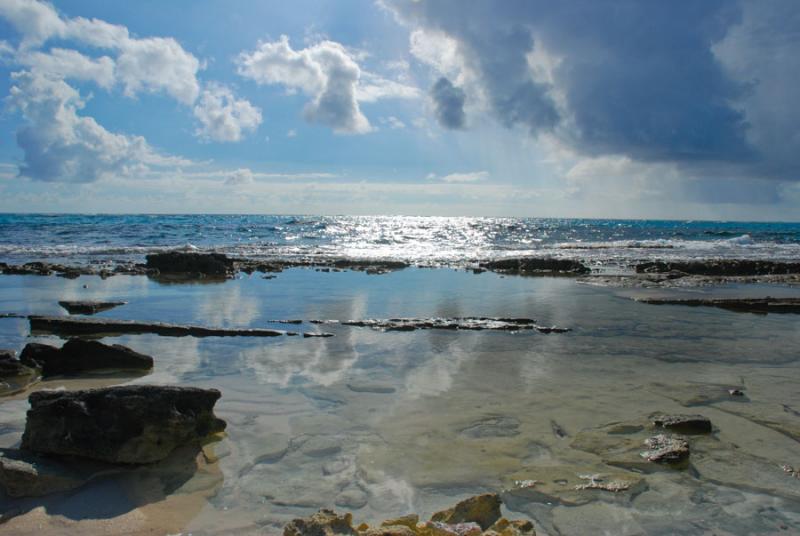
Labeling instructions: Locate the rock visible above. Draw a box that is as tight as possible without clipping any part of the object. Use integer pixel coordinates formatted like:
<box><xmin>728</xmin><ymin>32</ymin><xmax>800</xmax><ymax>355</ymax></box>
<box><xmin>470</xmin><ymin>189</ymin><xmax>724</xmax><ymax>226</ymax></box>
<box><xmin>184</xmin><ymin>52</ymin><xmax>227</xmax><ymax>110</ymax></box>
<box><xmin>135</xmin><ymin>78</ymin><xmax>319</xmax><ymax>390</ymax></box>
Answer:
<box><xmin>21</xmin><ymin>385</ymin><xmax>226</xmax><ymax>464</ymax></box>
<box><xmin>635</xmin><ymin>296</ymin><xmax>800</xmax><ymax>314</ymax></box>
<box><xmin>364</xmin><ymin>526</ymin><xmax>416</xmax><ymax>536</ymax></box>
<box><xmin>329</xmin><ymin>317</ymin><xmax>569</xmax><ymax>333</ymax></box>
<box><xmin>481</xmin><ymin>257</ymin><xmax>590</xmax><ymax>275</ymax></box>
<box><xmin>641</xmin><ymin>434</ymin><xmax>690</xmax><ymax>464</ymax></box>
<box><xmin>304</xmin><ymin>332</ymin><xmax>335</xmax><ymax>338</ymax></box>
<box><xmin>145</xmin><ymin>252</ymin><xmax>235</xmax><ymax>277</ymax></box>
<box><xmin>58</xmin><ymin>300</ymin><xmax>127</xmax><ymax>315</ymax></box>
<box><xmin>485</xmin><ymin>518</ymin><xmax>536</xmax><ymax>536</ymax></box>
<box><xmin>0</xmin><ymin>448</ymin><xmax>115</xmax><ymax>497</ymax></box>
<box><xmin>420</xmin><ymin>521</ymin><xmax>483</xmax><ymax>536</ymax></box>
<box><xmin>503</xmin><ymin>465</ymin><xmax>646</xmax><ymax>506</ymax></box>
<box><xmin>634</xmin><ymin>260</ymin><xmax>800</xmax><ymax>276</ymax></box>
<box><xmin>381</xmin><ymin>515</ymin><xmax>419</xmax><ymax>530</ymax></box>
<box><xmin>20</xmin><ymin>339</ymin><xmax>153</xmax><ymax>376</ymax></box>
<box><xmin>430</xmin><ymin>493</ymin><xmax>502</xmax><ymax>530</ymax></box>
<box><xmin>283</xmin><ymin>509</ymin><xmax>358</xmax><ymax>536</ymax></box>
<box><xmin>0</xmin><ymin>350</ymin><xmax>40</xmax><ymax>395</ymax></box>
<box><xmin>650</xmin><ymin>413</ymin><xmax>712</xmax><ymax>434</ymax></box>
<box><xmin>29</xmin><ymin>315</ymin><xmax>291</xmax><ymax>338</ymax></box>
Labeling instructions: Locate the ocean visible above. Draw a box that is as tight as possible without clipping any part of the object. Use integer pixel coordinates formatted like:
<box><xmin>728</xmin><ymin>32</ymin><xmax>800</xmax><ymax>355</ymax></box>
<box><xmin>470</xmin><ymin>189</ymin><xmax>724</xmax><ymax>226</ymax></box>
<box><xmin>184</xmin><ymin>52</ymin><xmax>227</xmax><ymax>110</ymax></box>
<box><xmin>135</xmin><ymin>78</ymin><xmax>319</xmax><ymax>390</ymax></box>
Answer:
<box><xmin>2</xmin><ymin>214</ymin><xmax>800</xmax><ymax>268</ymax></box>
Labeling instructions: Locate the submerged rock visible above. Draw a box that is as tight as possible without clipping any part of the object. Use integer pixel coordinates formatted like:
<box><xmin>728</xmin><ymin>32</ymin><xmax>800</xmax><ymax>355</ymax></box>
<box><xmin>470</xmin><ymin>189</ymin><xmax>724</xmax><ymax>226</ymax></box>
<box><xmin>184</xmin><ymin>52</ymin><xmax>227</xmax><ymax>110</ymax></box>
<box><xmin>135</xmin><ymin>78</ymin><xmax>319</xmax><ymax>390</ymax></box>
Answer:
<box><xmin>430</xmin><ymin>493</ymin><xmax>502</xmax><ymax>530</ymax></box>
<box><xmin>0</xmin><ymin>349</ymin><xmax>40</xmax><ymax>395</ymax></box>
<box><xmin>641</xmin><ymin>434</ymin><xmax>690</xmax><ymax>464</ymax></box>
<box><xmin>58</xmin><ymin>300</ymin><xmax>127</xmax><ymax>315</ymax></box>
<box><xmin>503</xmin><ymin>465</ymin><xmax>646</xmax><ymax>506</ymax></box>
<box><xmin>21</xmin><ymin>385</ymin><xmax>226</xmax><ymax>464</ymax></box>
<box><xmin>650</xmin><ymin>413</ymin><xmax>712</xmax><ymax>434</ymax></box>
<box><xmin>481</xmin><ymin>257</ymin><xmax>590</xmax><ymax>275</ymax></box>
<box><xmin>0</xmin><ymin>448</ymin><xmax>117</xmax><ymax>497</ymax></box>
<box><xmin>19</xmin><ymin>339</ymin><xmax>153</xmax><ymax>376</ymax></box>
<box><xmin>145</xmin><ymin>251</ymin><xmax>235</xmax><ymax>277</ymax></box>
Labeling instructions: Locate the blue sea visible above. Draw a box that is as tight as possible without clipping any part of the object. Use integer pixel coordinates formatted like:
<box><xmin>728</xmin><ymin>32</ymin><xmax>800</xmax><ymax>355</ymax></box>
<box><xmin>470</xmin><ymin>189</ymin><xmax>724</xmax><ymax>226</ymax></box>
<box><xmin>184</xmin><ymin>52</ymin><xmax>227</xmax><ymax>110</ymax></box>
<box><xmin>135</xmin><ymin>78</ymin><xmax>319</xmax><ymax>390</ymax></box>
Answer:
<box><xmin>1</xmin><ymin>214</ymin><xmax>799</xmax><ymax>268</ymax></box>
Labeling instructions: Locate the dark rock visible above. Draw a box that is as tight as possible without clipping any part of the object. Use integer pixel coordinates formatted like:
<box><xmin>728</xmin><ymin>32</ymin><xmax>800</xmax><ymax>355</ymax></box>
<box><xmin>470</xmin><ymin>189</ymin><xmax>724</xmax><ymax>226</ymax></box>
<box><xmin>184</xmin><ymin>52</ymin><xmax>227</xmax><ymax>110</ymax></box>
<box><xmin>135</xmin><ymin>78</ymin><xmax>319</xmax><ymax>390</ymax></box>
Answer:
<box><xmin>283</xmin><ymin>509</ymin><xmax>358</xmax><ymax>536</ymax></box>
<box><xmin>635</xmin><ymin>296</ymin><xmax>800</xmax><ymax>314</ymax></box>
<box><xmin>331</xmin><ymin>317</ymin><xmax>568</xmax><ymax>333</ymax></box>
<box><xmin>481</xmin><ymin>257</ymin><xmax>590</xmax><ymax>275</ymax></box>
<box><xmin>303</xmin><ymin>332</ymin><xmax>335</xmax><ymax>338</ymax></box>
<box><xmin>145</xmin><ymin>252</ymin><xmax>235</xmax><ymax>277</ymax></box>
<box><xmin>29</xmin><ymin>315</ymin><xmax>291</xmax><ymax>338</ymax></box>
<box><xmin>21</xmin><ymin>385</ymin><xmax>226</xmax><ymax>464</ymax></box>
<box><xmin>641</xmin><ymin>434</ymin><xmax>689</xmax><ymax>464</ymax></box>
<box><xmin>19</xmin><ymin>339</ymin><xmax>153</xmax><ymax>376</ymax></box>
<box><xmin>0</xmin><ymin>350</ymin><xmax>40</xmax><ymax>396</ymax></box>
<box><xmin>430</xmin><ymin>493</ymin><xmax>502</xmax><ymax>530</ymax></box>
<box><xmin>651</xmin><ymin>413</ymin><xmax>712</xmax><ymax>434</ymax></box>
<box><xmin>635</xmin><ymin>260</ymin><xmax>800</xmax><ymax>276</ymax></box>
<box><xmin>58</xmin><ymin>300</ymin><xmax>127</xmax><ymax>315</ymax></box>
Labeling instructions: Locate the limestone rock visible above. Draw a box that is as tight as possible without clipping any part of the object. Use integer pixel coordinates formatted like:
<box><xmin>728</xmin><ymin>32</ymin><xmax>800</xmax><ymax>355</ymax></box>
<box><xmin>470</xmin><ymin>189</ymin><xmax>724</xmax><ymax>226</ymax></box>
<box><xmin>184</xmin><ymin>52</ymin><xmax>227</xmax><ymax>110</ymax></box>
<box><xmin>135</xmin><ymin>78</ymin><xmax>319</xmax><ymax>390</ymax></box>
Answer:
<box><xmin>481</xmin><ymin>257</ymin><xmax>590</xmax><ymax>275</ymax></box>
<box><xmin>0</xmin><ymin>349</ymin><xmax>40</xmax><ymax>395</ymax></box>
<box><xmin>21</xmin><ymin>385</ymin><xmax>226</xmax><ymax>464</ymax></box>
<box><xmin>283</xmin><ymin>509</ymin><xmax>358</xmax><ymax>536</ymax></box>
<box><xmin>641</xmin><ymin>434</ymin><xmax>690</xmax><ymax>464</ymax></box>
<box><xmin>430</xmin><ymin>493</ymin><xmax>502</xmax><ymax>530</ymax></box>
<box><xmin>19</xmin><ymin>339</ymin><xmax>153</xmax><ymax>376</ymax></box>
<box><xmin>650</xmin><ymin>413</ymin><xmax>712</xmax><ymax>434</ymax></box>
<box><xmin>145</xmin><ymin>251</ymin><xmax>235</xmax><ymax>277</ymax></box>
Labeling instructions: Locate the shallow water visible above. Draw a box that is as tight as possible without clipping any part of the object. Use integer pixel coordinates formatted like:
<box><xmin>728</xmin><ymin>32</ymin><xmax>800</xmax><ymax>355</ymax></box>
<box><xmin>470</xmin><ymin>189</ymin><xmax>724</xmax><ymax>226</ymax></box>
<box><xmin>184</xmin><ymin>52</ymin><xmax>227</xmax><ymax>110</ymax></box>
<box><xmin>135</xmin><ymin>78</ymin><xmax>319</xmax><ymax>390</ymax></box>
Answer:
<box><xmin>1</xmin><ymin>269</ymin><xmax>800</xmax><ymax>535</ymax></box>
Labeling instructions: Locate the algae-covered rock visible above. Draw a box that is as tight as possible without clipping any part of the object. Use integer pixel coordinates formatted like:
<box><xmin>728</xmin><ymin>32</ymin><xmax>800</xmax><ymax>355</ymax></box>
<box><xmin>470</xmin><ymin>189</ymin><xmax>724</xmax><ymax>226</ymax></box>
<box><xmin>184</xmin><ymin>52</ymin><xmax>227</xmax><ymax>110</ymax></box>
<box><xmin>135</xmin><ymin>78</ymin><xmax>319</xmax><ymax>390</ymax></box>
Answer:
<box><xmin>283</xmin><ymin>509</ymin><xmax>358</xmax><ymax>536</ymax></box>
<box><xmin>430</xmin><ymin>493</ymin><xmax>502</xmax><ymax>530</ymax></box>
<box><xmin>381</xmin><ymin>515</ymin><xmax>419</xmax><ymax>530</ymax></box>
<box><xmin>418</xmin><ymin>522</ymin><xmax>482</xmax><ymax>536</ymax></box>
<box><xmin>364</xmin><ymin>526</ymin><xmax>416</xmax><ymax>536</ymax></box>
<box><xmin>642</xmin><ymin>434</ymin><xmax>690</xmax><ymax>464</ymax></box>
<box><xmin>484</xmin><ymin>518</ymin><xmax>536</xmax><ymax>536</ymax></box>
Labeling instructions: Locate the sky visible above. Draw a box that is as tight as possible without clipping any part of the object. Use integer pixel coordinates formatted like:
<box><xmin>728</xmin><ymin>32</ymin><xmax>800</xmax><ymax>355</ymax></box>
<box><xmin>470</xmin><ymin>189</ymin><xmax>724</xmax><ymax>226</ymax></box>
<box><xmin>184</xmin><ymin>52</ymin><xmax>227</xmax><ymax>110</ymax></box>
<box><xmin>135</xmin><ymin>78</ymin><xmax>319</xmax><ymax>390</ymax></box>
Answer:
<box><xmin>0</xmin><ymin>0</ymin><xmax>798</xmax><ymax>220</ymax></box>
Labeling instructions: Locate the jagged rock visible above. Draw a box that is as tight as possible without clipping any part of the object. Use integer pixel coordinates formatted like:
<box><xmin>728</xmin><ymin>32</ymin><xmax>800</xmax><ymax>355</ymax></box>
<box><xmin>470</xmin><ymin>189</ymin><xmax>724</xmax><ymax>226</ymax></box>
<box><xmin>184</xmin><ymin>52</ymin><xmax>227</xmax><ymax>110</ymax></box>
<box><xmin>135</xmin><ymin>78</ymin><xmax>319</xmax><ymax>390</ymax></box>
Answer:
<box><xmin>19</xmin><ymin>339</ymin><xmax>153</xmax><ymax>376</ymax></box>
<box><xmin>0</xmin><ymin>350</ymin><xmax>40</xmax><ymax>396</ymax></box>
<box><xmin>283</xmin><ymin>509</ymin><xmax>358</xmax><ymax>536</ymax></box>
<box><xmin>481</xmin><ymin>257</ymin><xmax>590</xmax><ymax>275</ymax></box>
<box><xmin>145</xmin><ymin>252</ymin><xmax>235</xmax><ymax>277</ymax></box>
<box><xmin>29</xmin><ymin>315</ymin><xmax>290</xmax><ymax>338</ymax></box>
<box><xmin>635</xmin><ymin>259</ymin><xmax>800</xmax><ymax>276</ymax></box>
<box><xmin>641</xmin><ymin>434</ymin><xmax>690</xmax><ymax>464</ymax></box>
<box><xmin>21</xmin><ymin>385</ymin><xmax>226</xmax><ymax>464</ymax></box>
<box><xmin>650</xmin><ymin>413</ymin><xmax>712</xmax><ymax>434</ymax></box>
<box><xmin>419</xmin><ymin>522</ymin><xmax>483</xmax><ymax>536</ymax></box>
<box><xmin>430</xmin><ymin>493</ymin><xmax>502</xmax><ymax>530</ymax></box>
<box><xmin>58</xmin><ymin>300</ymin><xmax>127</xmax><ymax>315</ymax></box>
<box><xmin>364</xmin><ymin>526</ymin><xmax>416</xmax><ymax>536</ymax></box>
<box><xmin>381</xmin><ymin>515</ymin><xmax>419</xmax><ymax>530</ymax></box>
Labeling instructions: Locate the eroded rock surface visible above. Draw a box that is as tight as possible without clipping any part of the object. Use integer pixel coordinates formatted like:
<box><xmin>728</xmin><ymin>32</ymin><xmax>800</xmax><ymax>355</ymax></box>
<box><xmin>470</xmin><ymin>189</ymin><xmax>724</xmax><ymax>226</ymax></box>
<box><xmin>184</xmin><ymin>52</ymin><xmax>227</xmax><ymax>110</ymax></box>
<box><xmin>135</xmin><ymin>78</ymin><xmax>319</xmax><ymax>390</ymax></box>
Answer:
<box><xmin>481</xmin><ymin>257</ymin><xmax>590</xmax><ymax>275</ymax></box>
<box><xmin>19</xmin><ymin>339</ymin><xmax>153</xmax><ymax>376</ymax></box>
<box><xmin>650</xmin><ymin>413</ymin><xmax>712</xmax><ymax>434</ymax></box>
<box><xmin>635</xmin><ymin>259</ymin><xmax>800</xmax><ymax>276</ymax></box>
<box><xmin>58</xmin><ymin>300</ymin><xmax>127</xmax><ymax>315</ymax></box>
<box><xmin>641</xmin><ymin>434</ymin><xmax>690</xmax><ymax>464</ymax></box>
<box><xmin>313</xmin><ymin>317</ymin><xmax>569</xmax><ymax>333</ymax></box>
<box><xmin>21</xmin><ymin>385</ymin><xmax>226</xmax><ymax>464</ymax></box>
<box><xmin>146</xmin><ymin>252</ymin><xmax>235</xmax><ymax>277</ymax></box>
<box><xmin>503</xmin><ymin>465</ymin><xmax>646</xmax><ymax>506</ymax></box>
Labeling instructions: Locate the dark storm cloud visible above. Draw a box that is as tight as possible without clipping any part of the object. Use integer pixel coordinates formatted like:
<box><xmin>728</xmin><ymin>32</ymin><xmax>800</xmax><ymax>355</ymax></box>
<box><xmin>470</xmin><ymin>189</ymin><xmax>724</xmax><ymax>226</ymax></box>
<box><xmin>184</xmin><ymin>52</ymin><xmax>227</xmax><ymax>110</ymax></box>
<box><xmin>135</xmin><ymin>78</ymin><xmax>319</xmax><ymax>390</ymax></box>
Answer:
<box><xmin>430</xmin><ymin>77</ymin><xmax>466</xmax><ymax>129</ymax></box>
<box><xmin>386</xmin><ymin>0</ymin><xmax>799</xmax><ymax>179</ymax></box>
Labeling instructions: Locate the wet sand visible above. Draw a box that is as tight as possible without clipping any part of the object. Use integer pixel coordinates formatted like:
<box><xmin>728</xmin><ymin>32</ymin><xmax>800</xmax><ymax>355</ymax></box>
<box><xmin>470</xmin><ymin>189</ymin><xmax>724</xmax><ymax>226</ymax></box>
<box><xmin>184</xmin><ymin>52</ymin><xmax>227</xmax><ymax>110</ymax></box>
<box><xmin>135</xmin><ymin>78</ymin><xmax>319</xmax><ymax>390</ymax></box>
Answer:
<box><xmin>1</xmin><ymin>269</ymin><xmax>800</xmax><ymax>534</ymax></box>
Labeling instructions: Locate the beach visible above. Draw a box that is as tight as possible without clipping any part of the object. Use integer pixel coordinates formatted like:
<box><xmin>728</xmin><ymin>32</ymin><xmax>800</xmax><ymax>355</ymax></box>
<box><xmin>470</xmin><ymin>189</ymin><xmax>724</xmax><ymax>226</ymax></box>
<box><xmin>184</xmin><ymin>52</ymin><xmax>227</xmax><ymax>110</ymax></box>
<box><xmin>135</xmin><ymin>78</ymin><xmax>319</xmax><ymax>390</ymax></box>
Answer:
<box><xmin>1</xmin><ymin>221</ymin><xmax>800</xmax><ymax>535</ymax></box>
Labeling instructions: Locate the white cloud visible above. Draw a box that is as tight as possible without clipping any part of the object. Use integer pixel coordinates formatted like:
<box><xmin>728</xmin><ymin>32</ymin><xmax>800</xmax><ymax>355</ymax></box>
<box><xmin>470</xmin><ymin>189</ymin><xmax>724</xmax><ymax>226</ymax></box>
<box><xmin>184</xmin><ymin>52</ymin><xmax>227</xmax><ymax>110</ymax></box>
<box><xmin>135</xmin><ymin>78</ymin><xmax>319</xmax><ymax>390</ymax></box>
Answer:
<box><xmin>435</xmin><ymin>171</ymin><xmax>489</xmax><ymax>183</ymax></box>
<box><xmin>379</xmin><ymin>116</ymin><xmax>406</xmax><ymax>129</ymax></box>
<box><xmin>286</xmin><ymin>128</ymin><xmax>297</xmax><ymax>138</ymax></box>
<box><xmin>237</xmin><ymin>35</ymin><xmax>419</xmax><ymax>134</ymax></box>
<box><xmin>19</xmin><ymin>47</ymin><xmax>115</xmax><ymax>88</ymax></box>
<box><xmin>224</xmin><ymin>167</ymin><xmax>254</xmax><ymax>186</ymax></box>
<box><xmin>8</xmin><ymin>70</ymin><xmax>186</xmax><ymax>182</ymax></box>
<box><xmin>193</xmin><ymin>84</ymin><xmax>262</xmax><ymax>142</ymax></box>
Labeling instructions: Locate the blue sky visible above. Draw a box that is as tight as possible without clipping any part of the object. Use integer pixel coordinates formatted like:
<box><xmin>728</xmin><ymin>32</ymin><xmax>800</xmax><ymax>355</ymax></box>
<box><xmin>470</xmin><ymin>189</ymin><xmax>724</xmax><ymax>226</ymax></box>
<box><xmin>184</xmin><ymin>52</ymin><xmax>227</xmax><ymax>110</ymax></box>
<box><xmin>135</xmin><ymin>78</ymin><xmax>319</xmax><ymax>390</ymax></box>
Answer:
<box><xmin>0</xmin><ymin>0</ymin><xmax>798</xmax><ymax>219</ymax></box>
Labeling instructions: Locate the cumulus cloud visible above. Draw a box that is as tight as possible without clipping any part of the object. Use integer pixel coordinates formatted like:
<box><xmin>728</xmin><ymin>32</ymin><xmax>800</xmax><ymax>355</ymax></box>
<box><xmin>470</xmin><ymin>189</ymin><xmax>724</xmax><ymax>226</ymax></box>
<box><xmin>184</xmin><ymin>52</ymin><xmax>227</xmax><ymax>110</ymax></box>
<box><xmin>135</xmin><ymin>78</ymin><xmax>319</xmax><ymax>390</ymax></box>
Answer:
<box><xmin>7</xmin><ymin>71</ymin><xmax>182</xmax><ymax>182</ymax></box>
<box><xmin>18</xmin><ymin>48</ymin><xmax>115</xmax><ymax>88</ymax></box>
<box><xmin>384</xmin><ymin>0</ymin><xmax>799</xmax><ymax>183</ymax></box>
<box><xmin>193</xmin><ymin>84</ymin><xmax>262</xmax><ymax>142</ymax></box>
<box><xmin>428</xmin><ymin>171</ymin><xmax>489</xmax><ymax>183</ymax></box>
<box><xmin>224</xmin><ymin>168</ymin><xmax>254</xmax><ymax>186</ymax></box>
<box><xmin>237</xmin><ymin>35</ymin><xmax>418</xmax><ymax>134</ymax></box>
<box><xmin>430</xmin><ymin>77</ymin><xmax>466</xmax><ymax>129</ymax></box>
